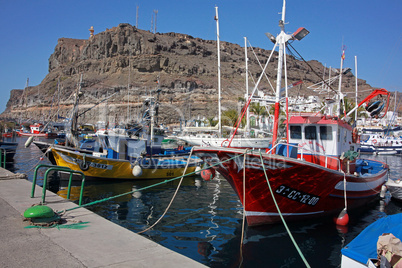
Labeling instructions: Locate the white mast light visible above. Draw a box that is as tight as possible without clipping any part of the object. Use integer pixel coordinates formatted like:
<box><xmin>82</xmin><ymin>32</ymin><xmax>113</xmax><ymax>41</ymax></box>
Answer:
<box><xmin>265</xmin><ymin>32</ymin><xmax>276</xmax><ymax>43</ymax></box>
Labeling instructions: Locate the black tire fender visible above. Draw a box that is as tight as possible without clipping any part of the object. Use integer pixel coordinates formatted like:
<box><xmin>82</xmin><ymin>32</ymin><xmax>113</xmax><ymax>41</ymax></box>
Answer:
<box><xmin>79</xmin><ymin>155</ymin><xmax>90</xmax><ymax>171</ymax></box>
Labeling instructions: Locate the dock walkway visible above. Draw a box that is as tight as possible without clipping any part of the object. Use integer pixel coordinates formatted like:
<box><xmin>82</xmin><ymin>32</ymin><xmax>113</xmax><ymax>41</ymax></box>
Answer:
<box><xmin>0</xmin><ymin>167</ymin><xmax>206</xmax><ymax>268</ymax></box>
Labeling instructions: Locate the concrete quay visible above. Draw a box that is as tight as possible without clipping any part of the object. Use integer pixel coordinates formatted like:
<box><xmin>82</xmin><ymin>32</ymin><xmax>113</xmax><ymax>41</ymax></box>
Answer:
<box><xmin>0</xmin><ymin>167</ymin><xmax>206</xmax><ymax>268</ymax></box>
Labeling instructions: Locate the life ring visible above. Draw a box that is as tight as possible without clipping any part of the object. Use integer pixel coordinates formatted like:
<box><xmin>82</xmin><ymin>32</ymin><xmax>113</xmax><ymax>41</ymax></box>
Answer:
<box><xmin>79</xmin><ymin>155</ymin><xmax>90</xmax><ymax>171</ymax></box>
<box><xmin>372</xmin><ymin>139</ymin><xmax>377</xmax><ymax>144</ymax></box>
<box><xmin>221</xmin><ymin>139</ymin><xmax>229</xmax><ymax>147</ymax></box>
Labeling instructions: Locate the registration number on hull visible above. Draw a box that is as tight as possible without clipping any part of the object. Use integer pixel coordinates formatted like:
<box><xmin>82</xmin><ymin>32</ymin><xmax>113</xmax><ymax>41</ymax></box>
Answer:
<box><xmin>275</xmin><ymin>185</ymin><xmax>320</xmax><ymax>206</ymax></box>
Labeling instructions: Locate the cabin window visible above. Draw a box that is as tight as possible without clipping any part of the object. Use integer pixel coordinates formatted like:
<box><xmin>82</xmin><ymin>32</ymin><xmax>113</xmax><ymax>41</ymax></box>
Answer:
<box><xmin>305</xmin><ymin>126</ymin><xmax>317</xmax><ymax>140</ymax></box>
<box><xmin>319</xmin><ymin>126</ymin><xmax>333</xmax><ymax>140</ymax></box>
<box><xmin>290</xmin><ymin>126</ymin><xmax>302</xmax><ymax>139</ymax></box>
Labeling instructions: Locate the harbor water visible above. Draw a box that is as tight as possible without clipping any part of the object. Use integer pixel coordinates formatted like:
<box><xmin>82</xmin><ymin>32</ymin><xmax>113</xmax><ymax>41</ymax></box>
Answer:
<box><xmin>8</xmin><ymin>136</ymin><xmax>402</xmax><ymax>268</ymax></box>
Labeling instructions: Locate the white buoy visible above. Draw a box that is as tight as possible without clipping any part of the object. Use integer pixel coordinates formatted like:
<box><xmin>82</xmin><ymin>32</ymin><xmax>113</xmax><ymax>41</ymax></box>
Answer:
<box><xmin>380</xmin><ymin>185</ymin><xmax>387</xmax><ymax>199</ymax></box>
<box><xmin>132</xmin><ymin>165</ymin><xmax>143</xmax><ymax>177</ymax></box>
<box><xmin>195</xmin><ymin>166</ymin><xmax>201</xmax><ymax>175</ymax></box>
<box><xmin>132</xmin><ymin>186</ymin><xmax>142</xmax><ymax>198</ymax></box>
<box><xmin>195</xmin><ymin>178</ymin><xmax>202</xmax><ymax>188</ymax></box>
<box><xmin>25</xmin><ymin>136</ymin><xmax>34</xmax><ymax>148</ymax></box>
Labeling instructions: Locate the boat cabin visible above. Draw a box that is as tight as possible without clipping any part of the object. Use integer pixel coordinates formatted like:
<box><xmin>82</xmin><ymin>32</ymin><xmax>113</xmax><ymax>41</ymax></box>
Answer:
<box><xmin>284</xmin><ymin>115</ymin><xmax>356</xmax><ymax>171</ymax></box>
<box><xmin>98</xmin><ymin>134</ymin><xmax>147</xmax><ymax>160</ymax></box>
<box><xmin>30</xmin><ymin>123</ymin><xmax>44</xmax><ymax>134</ymax></box>
<box><xmin>96</xmin><ymin>133</ymin><xmax>170</xmax><ymax>160</ymax></box>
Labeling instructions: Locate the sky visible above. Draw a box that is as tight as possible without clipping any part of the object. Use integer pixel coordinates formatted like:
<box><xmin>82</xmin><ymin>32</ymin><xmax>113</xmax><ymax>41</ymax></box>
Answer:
<box><xmin>0</xmin><ymin>0</ymin><xmax>401</xmax><ymax>113</ymax></box>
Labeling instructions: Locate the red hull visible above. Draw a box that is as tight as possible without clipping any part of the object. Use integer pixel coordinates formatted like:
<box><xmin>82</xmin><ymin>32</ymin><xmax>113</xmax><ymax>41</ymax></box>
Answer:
<box><xmin>17</xmin><ymin>131</ymin><xmax>58</xmax><ymax>138</ymax></box>
<box><xmin>194</xmin><ymin>147</ymin><xmax>388</xmax><ymax>226</ymax></box>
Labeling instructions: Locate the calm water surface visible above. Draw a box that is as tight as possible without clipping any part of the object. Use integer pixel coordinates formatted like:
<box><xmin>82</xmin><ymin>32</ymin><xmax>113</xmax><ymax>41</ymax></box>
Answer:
<box><xmin>8</xmin><ymin>136</ymin><xmax>402</xmax><ymax>268</ymax></box>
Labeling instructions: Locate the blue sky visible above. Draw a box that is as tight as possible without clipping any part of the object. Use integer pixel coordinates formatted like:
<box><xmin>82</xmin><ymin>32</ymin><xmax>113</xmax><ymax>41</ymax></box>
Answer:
<box><xmin>0</xmin><ymin>0</ymin><xmax>401</xmax><ymax>113</ymax></box>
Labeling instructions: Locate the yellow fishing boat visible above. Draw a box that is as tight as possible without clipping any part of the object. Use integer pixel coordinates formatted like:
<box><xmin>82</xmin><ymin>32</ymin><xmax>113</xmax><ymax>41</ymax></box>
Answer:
<box><xmin>51</xmin><ymin>145</ymin><xmax>201</xmax><ymax>180</ymax></box>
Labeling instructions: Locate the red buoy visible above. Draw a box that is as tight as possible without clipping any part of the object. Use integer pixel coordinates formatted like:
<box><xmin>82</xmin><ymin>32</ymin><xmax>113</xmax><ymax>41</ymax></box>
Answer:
<box><xmin>336</xmin><ymin>225</ymin><xmax>349</xmax><ymax>234</ymax></box>
<box><xmin>197</xmin><ymin>242</ymin><xmax>213</xmax><ymax>256</ymax></box>
<box><xmin>200</xmin><ymin>169</ymin><xmax>215</xmax><ymax>181</ymax></box>
<box><xmin>335</xmin><ymin>208</ymin><xmax>349</xmax><ymax>226</ymax></box>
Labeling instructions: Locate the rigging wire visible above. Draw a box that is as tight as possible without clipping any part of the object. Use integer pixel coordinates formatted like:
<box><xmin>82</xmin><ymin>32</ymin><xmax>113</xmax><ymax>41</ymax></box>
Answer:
<box><xmin>287</xmin><ymin>42</ymin><xmax>338</xmax><ymax>95</ymax></box>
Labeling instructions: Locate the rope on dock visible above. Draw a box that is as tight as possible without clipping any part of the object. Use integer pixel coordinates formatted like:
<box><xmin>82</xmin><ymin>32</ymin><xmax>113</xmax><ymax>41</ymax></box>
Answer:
<box><xmin>24</xmin><ymin>221</ymin><xmax>90</xmax><ymax>229</ymax></box>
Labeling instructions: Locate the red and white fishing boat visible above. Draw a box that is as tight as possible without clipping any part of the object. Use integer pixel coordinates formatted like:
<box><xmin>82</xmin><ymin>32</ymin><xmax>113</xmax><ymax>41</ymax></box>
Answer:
<box><xmin>17</xmin><ymin>123</ymin><xmax>58</xmax><ymax>138</ymax></box>
<box><xmin>193</xmin><ymin>1</ymin><xmax>390</xmax><ymax>227</ymax></box>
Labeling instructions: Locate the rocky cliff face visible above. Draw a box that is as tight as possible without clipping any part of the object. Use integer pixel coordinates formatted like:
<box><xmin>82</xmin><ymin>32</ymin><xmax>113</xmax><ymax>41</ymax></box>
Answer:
<box><xmin>2</xmin><ymin>23</ymin><xmax>371</xmax><ymax>125</ymax></box>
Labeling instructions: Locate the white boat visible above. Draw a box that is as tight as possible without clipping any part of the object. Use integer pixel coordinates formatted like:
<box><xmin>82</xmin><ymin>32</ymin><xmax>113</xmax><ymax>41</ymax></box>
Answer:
<box><xmin>386</xmin><ymin>179</ymin><xmax>402</xmax><ymax>201</ymax></box>
<box><xmin>358</xmin><ymin>132</ymin><xmax>402</xmax><ymax>155</ymax></box>
<box><xmin>358</xmin><ymin>125</ymin><xmax>402</xmax><ymax>156</ymax></box>
<box><xmin>341</xmin><ymin>213</ymin><xmax>402</xmax><ymax>267</ymax></box>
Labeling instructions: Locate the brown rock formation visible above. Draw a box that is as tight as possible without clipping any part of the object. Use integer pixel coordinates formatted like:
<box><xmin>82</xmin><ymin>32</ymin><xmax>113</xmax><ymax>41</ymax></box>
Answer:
<box><xmin>1</xmin><ymin>23</ymin><xmax>374</xmax><ymax>125</ymax></box>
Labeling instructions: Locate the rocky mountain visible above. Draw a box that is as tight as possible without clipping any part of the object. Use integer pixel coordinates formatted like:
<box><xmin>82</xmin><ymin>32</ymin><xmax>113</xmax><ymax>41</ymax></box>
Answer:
<box><xmin>1</xmin><ymin>23</ymin><xmax>373</xmax><ymax>126</ymax></box>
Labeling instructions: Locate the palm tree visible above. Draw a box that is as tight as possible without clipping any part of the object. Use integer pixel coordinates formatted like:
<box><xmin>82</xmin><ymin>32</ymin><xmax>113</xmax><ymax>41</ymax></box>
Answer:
<box><xmin>206</xmin><ymin>117</ymin><xmax>217</xmax><ymax>127</ymax></box>
<box><xmin>250</xmin><ymin>102</ymin><xmax>268</xmax><ymax>127</ymax></box>
<box><xmin>222</xmin><ymin>109</ymin><xmax>239</xmax><ymax>127</ymax></box>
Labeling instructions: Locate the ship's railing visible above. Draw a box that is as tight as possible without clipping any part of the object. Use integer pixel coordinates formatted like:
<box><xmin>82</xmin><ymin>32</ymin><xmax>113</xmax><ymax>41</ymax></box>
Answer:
<box><xmin>31</xmin><ymin>164</ymin><xmax>86</xmax><ymax>205</ymax></box>
<box><xmin>266</xmin><ymin>142</ymin><xmax>342</xmax><ymax>171</ymax></box>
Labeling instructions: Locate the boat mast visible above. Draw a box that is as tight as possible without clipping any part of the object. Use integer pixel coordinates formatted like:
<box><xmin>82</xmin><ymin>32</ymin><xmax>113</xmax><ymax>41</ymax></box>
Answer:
<box><xmin>69</xmin><ymin>74</ymin><xmax>83</xmax><ymax>148</ymax></box>
<box><xmin>244</xmin><ymin>37</ymin><xmax>250</xmax><ymax>136</ymax></box>
<box><xmin>127</xmin><ymin>58</ymin><xmax>131</xmax><ymax>123</ymax></box>
<box><xmin>354</xmin><ymin>56</ymin><xmax>358</xmax><ymax>124</ymax></box>
<box><xmin>337</xmin><ymin>45</ymin><xmax>346</xmax><ymax>117</ymax></box>
<box><xmin>272</xmin><ymin>1</ymin><xmax>288</xmax><ymax>146</ymax></box>
<box><xmin>215</xmin><ymin>6</ymin><xmax>222</xmax><ymax>137</ymax></box>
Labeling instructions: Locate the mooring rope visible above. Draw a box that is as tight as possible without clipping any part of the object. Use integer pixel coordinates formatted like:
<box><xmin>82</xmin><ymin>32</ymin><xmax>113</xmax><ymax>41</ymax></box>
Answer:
<box><xmin>342</xmin><ymin>171</ymin><xmax>348</xmax><ymax>210</ymax></box>
<box><xmin>258</xmin><ymin>151</ymin><xmax>311</xmax><ymax>268</ymax></box>
<box><xmin>25</xmin><ymin>221</ymin><xmax>90</xmax><ymax>229</ymax></box>
<box><xmin>239</xmin><ymin>149</ymin><xmax>249</xmax><ymax>267</ymax></box>
<box><xmin>137</xmin><ymin>147</ymin><xmax>195</xmax><ymax>234</ymax></box>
